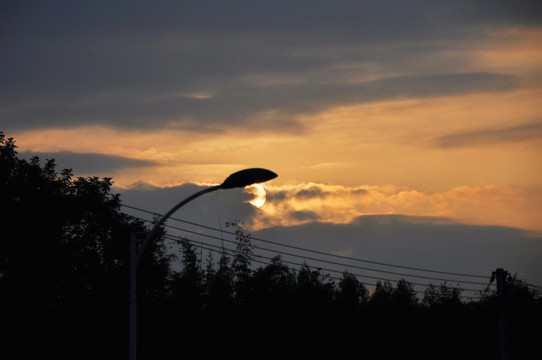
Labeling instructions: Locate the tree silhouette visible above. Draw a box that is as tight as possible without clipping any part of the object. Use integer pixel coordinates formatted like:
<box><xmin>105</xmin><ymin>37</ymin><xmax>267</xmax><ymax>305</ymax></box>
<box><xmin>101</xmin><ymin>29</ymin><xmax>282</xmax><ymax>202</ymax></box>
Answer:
<box><xmin>335</xmin><ymin>271</ymin><xmax>369</xmax><ymax>319</ymax></box>
<box><xmin>0</xmin><ymin>132</ymin><xmax>171</xmax><ymax>359</ymax></box>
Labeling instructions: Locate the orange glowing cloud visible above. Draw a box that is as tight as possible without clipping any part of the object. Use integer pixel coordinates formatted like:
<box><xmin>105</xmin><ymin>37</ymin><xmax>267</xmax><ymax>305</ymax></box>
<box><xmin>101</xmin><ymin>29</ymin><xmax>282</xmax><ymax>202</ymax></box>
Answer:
<box><xmin>250</xmin><ymin>183</ymin><xmax>542</xmax><ymax>234</ymax></box>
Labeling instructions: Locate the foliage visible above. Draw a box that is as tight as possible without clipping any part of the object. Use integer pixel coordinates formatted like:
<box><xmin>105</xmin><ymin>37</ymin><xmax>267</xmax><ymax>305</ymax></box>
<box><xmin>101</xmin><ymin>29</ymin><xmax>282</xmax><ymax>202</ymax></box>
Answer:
<box><xmin>0</xmin><ymin>132</ymin><xmax>172</xmax><ymax>359</ymax></box>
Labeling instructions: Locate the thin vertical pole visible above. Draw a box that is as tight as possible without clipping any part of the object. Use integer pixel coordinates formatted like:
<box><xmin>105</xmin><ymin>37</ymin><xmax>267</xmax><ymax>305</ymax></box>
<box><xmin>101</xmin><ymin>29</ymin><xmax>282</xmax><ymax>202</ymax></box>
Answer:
<box><xmin>496</xmin><ymin>268</ymin><xmax>508</xmax><ymax>360</ymax></box>
<box><xmin>129</xmin><ymin>233</ymin><xmax>137</xmax><ymax>360</ymax></box>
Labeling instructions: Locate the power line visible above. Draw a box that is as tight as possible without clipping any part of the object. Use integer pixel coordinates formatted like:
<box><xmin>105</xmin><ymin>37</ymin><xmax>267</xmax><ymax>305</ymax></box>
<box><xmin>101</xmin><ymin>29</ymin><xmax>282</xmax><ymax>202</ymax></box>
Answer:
<box><xmin>121</xmin><ymin>203</ymin><xmax>490</xmax><ymax>279</ymax></box>
<box><xmin>126</xmin><ymin>209</ymin><xmax>493</xmax><ymax>294</ymax></box>
<box><xmin>527</xmin><ymin>283</ymin><xmax>542</xmax><ymax>291</ymax></box>
<box><xmin>123</xmin><ymin>203</ymin><xmax>542</xmax><ymax>292</ymax></box>
<box><xmin>153</xmin><ymin>217</ymin><xmax>490</xmax><ymax>287</ymax></box>
<box><xmin>166</xmin><ymin>233</ymin><xmax>488</xmax><ymax>294</ymax></box>
<box><xmin>124</xmin><ymin>206</ymin><xmax>495</xmax><ymax>290</ymax></box>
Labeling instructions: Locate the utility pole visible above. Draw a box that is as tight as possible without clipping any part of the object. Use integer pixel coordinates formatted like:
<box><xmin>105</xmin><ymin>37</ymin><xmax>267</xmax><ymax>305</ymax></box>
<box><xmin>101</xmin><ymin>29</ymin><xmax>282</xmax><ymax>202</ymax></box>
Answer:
<box><xmin>495</xmin><ymin>268</ymin><xmax>509</xmax><ymax>360</ymax></box>
<box><xmin>129</xmin><ymin>232</ymin><xmax>137</xmax><ymax>360</ymax></box>
<box><xmin>129</xmin><ymin>233</ymin><xmax>145</xmax><ymax>360</ymax></box>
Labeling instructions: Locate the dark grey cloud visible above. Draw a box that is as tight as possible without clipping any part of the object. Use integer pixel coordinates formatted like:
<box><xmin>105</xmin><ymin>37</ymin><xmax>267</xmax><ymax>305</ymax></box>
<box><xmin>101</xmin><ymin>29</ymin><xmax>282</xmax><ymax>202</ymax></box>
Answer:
<box><xmin>2</xmin><ymin>71</ymin><xmax>517</xmax><ymax>133</ymax></box>
<box><xmin>434</xmin><ymin>123</ymin><xmax>542</xmax><ymax>148</ymax></box>
<box><xmin>118</xmin><ymin>182</ymin><xmax>257</xmax><ymax>229</ymax></box>
<box><xmin>267</xmin><ymin>185</ymin><xmax>331</xmax><ymax>202</ymax></box>
<box><xmin>20</xmin><ymin>151</ymin><xmax>159</xmax><ymax>175</ymax></box>
<box><xmin>254</xmin><ymin>215</ymin><xmax>542</xmax><ymax>291</ymax></box>
<box><xmin>295</xmin><ymin>186</ymin><xmax>328</xmax><ymax>199</ymax></box>
<box><xmin>4</xmin><ymin>1</ymin><xmax>540</xmax><ymax>43</ymax></box>
<box><xmin>266</xmin><ymin>189</ymin><xmax>290</xmax><ymax>202</ymax></box>
<box><xmin>1</xmin><ymin>1</ymin><xmax>538</xmax><ymax>133</ymax></box>
<box><xmin>289</xmin><ymin>210</ymin><xmax>321</xmax><ymax>222</ymax></box>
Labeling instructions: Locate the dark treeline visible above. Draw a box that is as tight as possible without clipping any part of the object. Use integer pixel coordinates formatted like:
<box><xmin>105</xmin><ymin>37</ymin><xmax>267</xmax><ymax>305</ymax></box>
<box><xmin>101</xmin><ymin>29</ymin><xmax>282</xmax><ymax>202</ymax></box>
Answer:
<box><xmin>1</xmin><ymin>132</ymin><xmax>540</xmax><ymax>359</ymax></box>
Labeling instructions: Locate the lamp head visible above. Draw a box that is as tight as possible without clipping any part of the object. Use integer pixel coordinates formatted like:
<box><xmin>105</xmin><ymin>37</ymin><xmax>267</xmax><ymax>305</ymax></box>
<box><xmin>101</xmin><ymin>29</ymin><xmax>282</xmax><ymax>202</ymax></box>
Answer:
<box><xmin>220</xmin><ymin>168</ymin><xmax>278</xmax><ymax>189</ymax></box>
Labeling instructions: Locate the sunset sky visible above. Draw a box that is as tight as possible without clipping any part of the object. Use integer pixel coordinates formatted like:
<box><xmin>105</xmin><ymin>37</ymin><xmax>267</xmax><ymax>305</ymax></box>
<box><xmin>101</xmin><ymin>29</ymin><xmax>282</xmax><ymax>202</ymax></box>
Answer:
<box><xmin>2</xmin><ymin>1</ymin><xmax>542</xmax><ymax>288</ymax></box>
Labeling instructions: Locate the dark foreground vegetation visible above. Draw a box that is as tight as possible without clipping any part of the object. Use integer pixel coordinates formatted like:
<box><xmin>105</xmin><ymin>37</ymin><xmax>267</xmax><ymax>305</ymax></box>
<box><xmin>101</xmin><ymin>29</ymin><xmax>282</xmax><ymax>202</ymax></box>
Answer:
<box><xmin>1</xmin><ymin>132</ymin><xmax>540</xmax><ymax>359</ymax></box>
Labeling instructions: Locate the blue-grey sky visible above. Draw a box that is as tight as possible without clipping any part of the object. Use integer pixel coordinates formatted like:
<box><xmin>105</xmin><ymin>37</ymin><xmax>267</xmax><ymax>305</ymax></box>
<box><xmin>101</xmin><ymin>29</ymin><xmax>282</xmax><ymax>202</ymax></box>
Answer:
<box><xmin>3</xmin><ymin>1</ymin><xmax>541</xmax><ymax>133</ymax></box>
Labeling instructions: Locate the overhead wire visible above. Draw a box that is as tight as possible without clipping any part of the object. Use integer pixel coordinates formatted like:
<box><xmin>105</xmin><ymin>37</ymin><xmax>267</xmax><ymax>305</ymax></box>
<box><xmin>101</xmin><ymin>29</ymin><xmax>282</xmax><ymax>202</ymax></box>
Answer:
<box><xmin>167</xmin><ymin>233</ymin><xmax>426</xmax><ymax>294</ymax></box>
<box><xmin>155</xmin><ymin>217</ymin><xmax>490</xmax><ymax>287</ymax></box>
<box><xmin>122</xmin><ymin>204</ymin><xmax>497</xmax><ymax>295</ymax></box>
<box><xmin>121</xmin><ymin>203</ymin><xmax>490</xmax><ymax>279</ymax></box>
<box><xmin>164</xmin><ymin>232</ymin><xmax>487</xmax><ymax>294</ymax></box>
<box><xmin>123</xmin><ymin>205</ymin><xmax>493</xmax><ymax>289</ymax></box>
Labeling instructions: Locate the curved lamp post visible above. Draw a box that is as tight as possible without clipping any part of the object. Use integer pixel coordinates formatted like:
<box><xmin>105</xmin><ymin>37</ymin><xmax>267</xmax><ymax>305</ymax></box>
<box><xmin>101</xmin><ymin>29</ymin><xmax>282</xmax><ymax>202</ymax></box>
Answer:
<box><xmin>130</xmin><ymin>168</ymin><xmax>277</xmax><ymax>359</ymax></box>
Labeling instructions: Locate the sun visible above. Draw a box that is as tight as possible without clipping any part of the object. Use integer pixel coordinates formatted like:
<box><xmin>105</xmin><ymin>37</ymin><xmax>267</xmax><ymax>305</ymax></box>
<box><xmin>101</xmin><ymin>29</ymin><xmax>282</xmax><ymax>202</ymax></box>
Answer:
<box><xmin>245</xmin><ymin>183</ymin><xmax>267</xmax><ymax>208</ymax></box>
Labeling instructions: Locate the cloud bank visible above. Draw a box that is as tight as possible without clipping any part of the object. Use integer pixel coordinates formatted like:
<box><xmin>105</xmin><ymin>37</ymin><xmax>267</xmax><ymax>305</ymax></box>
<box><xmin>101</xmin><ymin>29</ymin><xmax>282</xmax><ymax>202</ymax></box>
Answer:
<box><xmin>254</xmin><ymin>183</ymin><xmax>542</xmax><ymax>233</ymax></box>
<box><xmin>116</xmin><ymin>182</ymin><xmax>542</xmax><ymax>292</ymax></box>
<box><xmin>118</xmin><ymin>180</ymin><xmax>542</xmax><ymax>235</ymax></box>
<box><xmin>434</xmin><ymin>123</ymin><xmax>542</xmax><ymax>148</ymax></box>
<box><xmin>2</xmin><ymin>1</ymin><xmax>540</xmax><ymax>134</ymax></box>
<box><xmin>253</xmin><ymin>214</ymin><xmax>542</xmax><ymax>292</ymax></box>
<box><xmin>20</xmin><ymin>151</ymin><xmax>160</xmax><ymax>175</ymax></box>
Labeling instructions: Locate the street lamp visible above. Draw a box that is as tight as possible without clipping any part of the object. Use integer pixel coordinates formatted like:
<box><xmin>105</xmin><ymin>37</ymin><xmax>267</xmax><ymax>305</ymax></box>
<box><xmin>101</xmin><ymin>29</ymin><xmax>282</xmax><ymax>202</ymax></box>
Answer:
<box><xmin>129</xmin><ymin>168</ymin><xmax>277</xmax><ymax>360</ymax></box>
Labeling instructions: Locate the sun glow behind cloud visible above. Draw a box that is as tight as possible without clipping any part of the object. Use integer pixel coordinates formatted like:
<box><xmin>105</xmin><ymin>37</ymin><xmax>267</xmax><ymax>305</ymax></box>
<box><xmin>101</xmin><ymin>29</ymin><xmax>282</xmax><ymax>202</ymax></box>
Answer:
<box><xmin>249</xmin><ymin>183</ymin><xmax>542</xmax><ymax>233</ymax></box>
<box><xmin>245</xmin><ymin>184</ymin><xmax>267</xmax><ymax>208</ymax></box>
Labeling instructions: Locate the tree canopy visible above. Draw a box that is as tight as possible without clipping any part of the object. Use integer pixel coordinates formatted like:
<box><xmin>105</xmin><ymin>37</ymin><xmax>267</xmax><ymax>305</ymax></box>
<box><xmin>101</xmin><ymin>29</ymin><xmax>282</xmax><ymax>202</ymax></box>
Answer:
<box><xmin>0</xmin><ymin>132</ymin><xmax>171</xmax><ymax>359</ymax></box>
